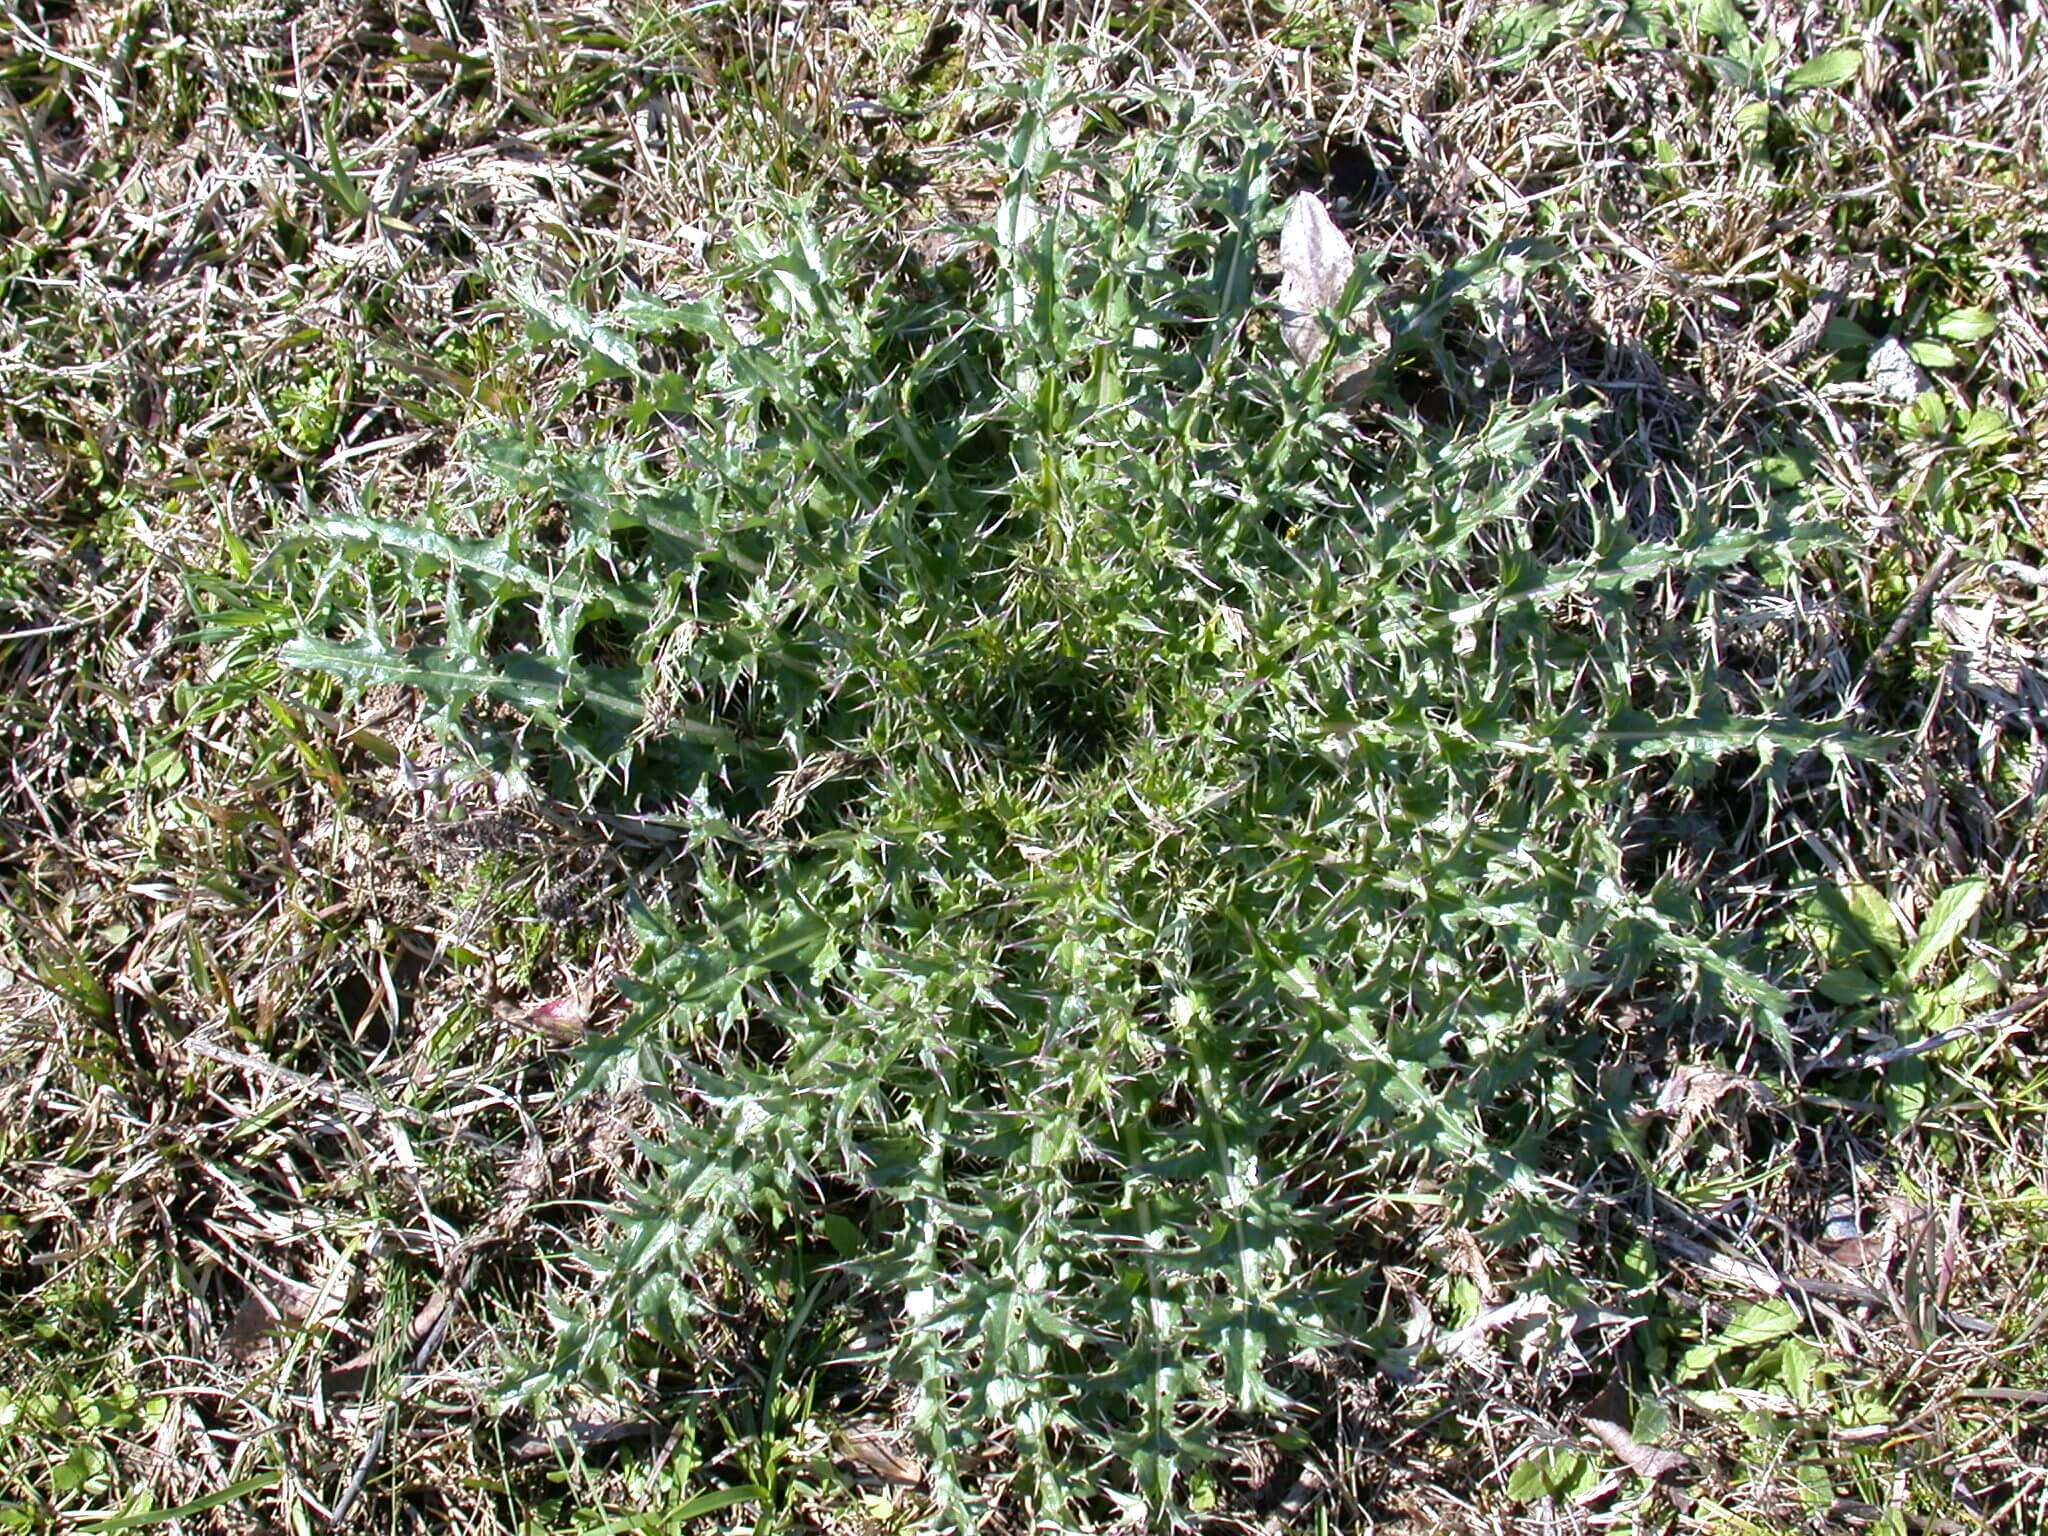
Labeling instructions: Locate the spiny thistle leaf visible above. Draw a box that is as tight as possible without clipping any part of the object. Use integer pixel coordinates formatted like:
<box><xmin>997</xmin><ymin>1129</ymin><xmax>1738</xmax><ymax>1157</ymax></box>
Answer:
<box><xmin>288</xmin><ymin>82</ymin><xmax>1857</xmax><ymax>1527</ymax></box>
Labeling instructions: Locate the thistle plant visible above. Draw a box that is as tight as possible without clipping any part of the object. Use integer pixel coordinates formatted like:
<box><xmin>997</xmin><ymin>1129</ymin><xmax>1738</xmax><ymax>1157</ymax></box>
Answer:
<box><xmin>288</xmin><ymin>86</ymin><xmax>1852</xmax><ymax>1526</ymax></box>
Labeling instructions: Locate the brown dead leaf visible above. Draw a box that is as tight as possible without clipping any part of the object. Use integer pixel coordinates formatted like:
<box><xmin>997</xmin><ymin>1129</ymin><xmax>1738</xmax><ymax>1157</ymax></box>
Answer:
<box><xmin>1585</xmin><ymin>1416</ymin><xmax>1692</xmax><ymax>1482</ymax></box>
<box><xmin>1818</xmin><ymin>1230</ymin><xmax>1880</xmax><ymax>1269</ymax></box>
<box><xmin>221</xmin><ymin>1264</ymin><xmax>352</xmax><ymax>1371</ymax></box>
<box><xmin>495</xmin><ymin>990</ymin><xmax>596</xmax><ymax>1043</ymax></box>
<box><xmin>221</xmin><ymin>1280</ymin><xmax>314</xmax><ymax>1369</ymax></box>
<box><xmin>837</xmin><ymin>1426</ymin><xmax>925</xmax><ymax>1487</ymax></box>
<box><xmin>1812</xmin><ymin>1193</ymin><xmax>1954</xmax><ymax>1296</ymax></box>
<box><xmin>507</xmin><ymin>1416</ymin><xmax>663</xmax><ymax>1461</ymax></box>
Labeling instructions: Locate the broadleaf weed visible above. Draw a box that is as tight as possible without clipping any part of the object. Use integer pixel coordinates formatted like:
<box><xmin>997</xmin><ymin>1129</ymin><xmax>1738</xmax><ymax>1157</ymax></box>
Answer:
<box><xmin>287</xmin><ymin>83</ymin><xmax>1860</xmax><ymax>1525</ymax></box>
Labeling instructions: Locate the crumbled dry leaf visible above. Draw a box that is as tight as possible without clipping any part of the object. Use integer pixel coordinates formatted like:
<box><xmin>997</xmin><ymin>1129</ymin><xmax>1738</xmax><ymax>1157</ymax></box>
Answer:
<box><xmin>752</xmin><ymin>749</ymin><xmax>860</xmax><ymax>836</ymax></box>
<box><xmin>1276</xmin><ymin>192</ymin><xmax>1387</xmax><ymax>405</ymax></box>
<box><xmin>1437</xmin><ymin>1293</ymin><xmax>1551</xmax><ymax>1369</ymax></box>
<box><xmin>1273</xmin><ymin>1462</ymin><xmax>1329</xmax><ymax>1522</ymax></box>
<box><xmin>1650</xmin><ymin>1065</ymin><xmax>1777</xmax><ymax>1120</ymax></box>
<box><xmin>1044</xmin><ymin>106</ymin><xmax>1087</xmax><ymax>152</ymax></box>
<box><xmin>1437</xmin><ymin>1293</ymin><xmax>1634</xmax><ymax>1373</ymax></box>
<box><xmin>1374</xmin><ymin>1284</ymin><xmax>1437</xmax><ymax>1380</ymax></box>
<box><xmin>1643</xmin><ymin>1065</ymin><xmax>1778</xmax><ymax>1168</ymax></box>
<box><xmin>1937</xmin><ymin>600</ymin><xmax>2042</xmax><ymax>715</ymax></box>
<box><xmin>1433</xmin><ymin>1225</ymin><xmax>1503</xmax><ymax>1304</ymax></box>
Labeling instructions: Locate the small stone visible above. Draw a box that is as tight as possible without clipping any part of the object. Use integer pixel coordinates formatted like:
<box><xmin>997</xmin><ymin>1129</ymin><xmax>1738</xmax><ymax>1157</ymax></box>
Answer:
<box><xmin>1866</xmin><ymin>335</ymin><xmax>1931</xmax><ymax>402</ymax></box>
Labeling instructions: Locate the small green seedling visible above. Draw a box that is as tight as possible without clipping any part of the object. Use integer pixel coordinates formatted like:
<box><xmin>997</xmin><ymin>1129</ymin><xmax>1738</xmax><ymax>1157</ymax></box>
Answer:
<box><xmin>1806</xmin><ymin>877</ymin><xmax>2001</xmax><ymax>1122</ymax></box>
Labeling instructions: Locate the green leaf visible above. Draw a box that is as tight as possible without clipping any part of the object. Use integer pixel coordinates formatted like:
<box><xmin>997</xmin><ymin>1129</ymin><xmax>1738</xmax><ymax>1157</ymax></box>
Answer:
<box><xmin>1802</xmin><ymin>882</ymin><xmax>1904</xmax><ymax>969</ymax></box>
<box><xmin>1901</xmin><ymin>389</ymin><xmax>1949</xmax><ymax>434</ymax></box>
<box><xmin>1720</xmin><ymin>1299</ymin><xmax>1802</xmax><ymax>1349</ymax></box>
<box><xmin>1815</xmin><ymin>967</ymin><xmax>1884</xmax><ymax>1005</ymax></box>
<box><xmin>565</xmin><ymin>1488</ymin><xmax>768</xmax><ymax>1536</ymax></box>
<box><xmin>670</xmin><ymin>1486</ymin><xmax>767</xmax><ymax>1521</ymax></box>
<box><xmin>1907</xmin><ymin>338</ymin><xmax>1960</xmax><ymax>368</ymax></box>
<box><xmin>1507</xmin><ymin>1449</ymin><xmax>1596</xmax><ymax>1503</ymax></box>
<box><xmin>1885</xmin><ymin>1058</ymin><xmax>1930</xmax><ymax>1128</ymax></box>
<box><xmin>1773</xmin><ymin>1334</ymin><xmax>1820</xmax><ymax>1404</ymax></box>
<box><xmin>1928</xmin><ymin>958</ymin><xmax>2003</xmax><ymax>1016</ymax></box>
<box><xmin>1901</xmin><ymin>877</ymin><xmax>1987</xmax><ymax>983</ymax></box>
<box><xmin>1785</xmin><ymin>47</ymin><xmax>1862</xmax><ymax>92</ymax></box>
<box><xmin>821</xmin><ymin>1212</ymin><xmax>865</xmax><ymax>1258</ymax></box>
<box><xmin>1689</xmin><ymin>0</ymin><xmax>1749</xmax><ymax>48</ymax></box>
<box><xmin>1821</xmin><ymin>313</ymin><xmax>1876</xmax><ymax>351</ymax></box>
<box><xmin>1961</xmin><ymin>407</ymin><xmax>2015</xmax><ymax>451</ymax></box>
<box><xmin>79</xmin><ymin>1476</ymin><xmax>284</xmax><ymax>1532</ymax></box>
<box><xmin>1677</xmin><ymin>1299</ymin><xmax>1801</xmax><ymax>1382</ymax></box>
<box><xmin>1486</xmin><ymin>4</ymin><xmax>1560</xmax><ymax>62</ymax></box>
<box><xmin>1935</xmin><ymin>307</ymin><xmax>1999</xmax><ymax>342</ymax></box>
<box><xmin>323</xmin><ymin>130</ymin><xmax>369</xmax><ymax>218</ymax></box>
<box><xmin>612</xmin><ymin>289</ymin><xmax>726</xmax><ymax>338</ymax></box>
<box><xmin>514</xmin><ymin>283</ymin><xmax>641</xmax><ymax>377</ymax></box>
